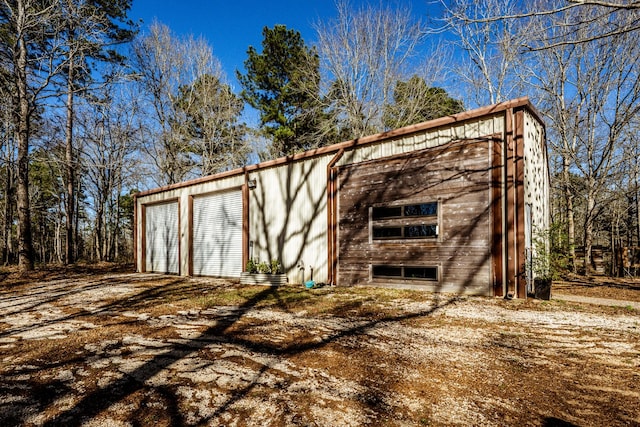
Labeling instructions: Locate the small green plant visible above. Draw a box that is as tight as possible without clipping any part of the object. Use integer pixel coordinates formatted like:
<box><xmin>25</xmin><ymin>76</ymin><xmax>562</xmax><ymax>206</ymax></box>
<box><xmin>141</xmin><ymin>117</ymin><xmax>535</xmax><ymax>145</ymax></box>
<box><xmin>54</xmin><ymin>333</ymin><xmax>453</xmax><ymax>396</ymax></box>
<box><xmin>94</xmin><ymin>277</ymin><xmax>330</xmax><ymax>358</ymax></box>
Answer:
<box><xmin>245</xmin><ymin>258</ymin><xmax>283</xmax><ymax>274</ymax></box>
<box><xmin>246</xmin><ymin>259</ymin><xmax>258</xmax><ymax>273</ymax></box>
<box><xmin>270</xmin><ymin>259</ymin><xmax>281</xmax><ymax>274</ymax></box>
<box><xmin>257</xmin><ymin>261</ymin><xmax>271</xmax><ymax>274</ymax></box>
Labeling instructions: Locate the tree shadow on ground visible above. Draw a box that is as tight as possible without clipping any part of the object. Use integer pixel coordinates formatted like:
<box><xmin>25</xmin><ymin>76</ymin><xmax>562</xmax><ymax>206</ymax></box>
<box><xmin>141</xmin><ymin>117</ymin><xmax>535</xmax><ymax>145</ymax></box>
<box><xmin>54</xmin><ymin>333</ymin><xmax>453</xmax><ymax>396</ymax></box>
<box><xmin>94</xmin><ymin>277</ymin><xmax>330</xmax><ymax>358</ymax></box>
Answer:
<box><xmin>8</xmin><ymin>277</ymin><xmax>460</xmax><ymax>426</ymax></box>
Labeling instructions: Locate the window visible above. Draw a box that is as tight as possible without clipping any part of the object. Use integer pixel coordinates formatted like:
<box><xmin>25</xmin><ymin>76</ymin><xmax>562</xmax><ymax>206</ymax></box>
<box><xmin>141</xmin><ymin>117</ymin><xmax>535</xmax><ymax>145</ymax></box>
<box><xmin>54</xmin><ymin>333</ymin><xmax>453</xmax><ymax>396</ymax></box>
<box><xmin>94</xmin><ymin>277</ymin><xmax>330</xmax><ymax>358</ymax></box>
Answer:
<box><xmin>404</xmin><ymin>202</ymin><xmax>437</xmax><ymax>217</ymax></box>
<box><xmin>372</xmin><ymin>227</ymin><xmax>402</xmax><ymax>238</ymax></box>
<box><xmin>372</xmin><ymin>265</ymin><xmax>438</xmax><ymax>281</ymax></box>
<box><xmin>371</xmin><ymin>201</ymin><xmax>439</xmax><ymax>241</ymax></box>
<box><xmin>372</xmin><ymin>265</ymin><xmax>402</xmax><ymax>277</ymax></box>
<box><xmin>405</xmin><ymin>225</ymin><xmax>437</xmax><ymax>238</ymax></box>
<box><xmin>372</xmin><ymin>206</ymin><xmax>402</xmax><ymax>220</ymax></box>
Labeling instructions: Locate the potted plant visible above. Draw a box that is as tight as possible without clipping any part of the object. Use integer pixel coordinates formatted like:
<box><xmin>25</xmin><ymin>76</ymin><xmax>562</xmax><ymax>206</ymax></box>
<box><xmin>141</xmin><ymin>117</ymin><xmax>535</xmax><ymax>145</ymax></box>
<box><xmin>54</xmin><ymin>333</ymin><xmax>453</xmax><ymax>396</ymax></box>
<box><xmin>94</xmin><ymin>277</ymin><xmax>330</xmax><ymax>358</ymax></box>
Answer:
<box><xmin>529</xmin><ymin>224</ymin><xmax>567</xmax><ymax>300</ymax></box>
<box><xmin>240</xmin><ymin>259</ymin><xmax>288</xmax><ymax>286</ymax></box>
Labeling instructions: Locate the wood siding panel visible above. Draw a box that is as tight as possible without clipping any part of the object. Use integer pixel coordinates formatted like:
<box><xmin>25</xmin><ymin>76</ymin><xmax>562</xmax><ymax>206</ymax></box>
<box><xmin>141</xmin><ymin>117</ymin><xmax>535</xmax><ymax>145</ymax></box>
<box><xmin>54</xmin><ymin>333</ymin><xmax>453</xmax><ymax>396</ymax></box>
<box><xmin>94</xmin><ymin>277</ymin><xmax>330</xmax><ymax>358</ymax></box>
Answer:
<box><xmin>337</xmin><ymin>139</ymin><xmax>495</xmax><ymax>294</ymax></box>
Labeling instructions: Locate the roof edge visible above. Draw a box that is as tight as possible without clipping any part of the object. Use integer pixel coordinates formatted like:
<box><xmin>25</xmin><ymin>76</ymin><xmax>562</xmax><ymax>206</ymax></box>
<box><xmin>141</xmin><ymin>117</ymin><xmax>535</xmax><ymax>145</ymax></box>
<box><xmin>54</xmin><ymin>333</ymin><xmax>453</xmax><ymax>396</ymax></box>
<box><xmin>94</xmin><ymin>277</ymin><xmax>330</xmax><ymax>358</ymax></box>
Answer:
<box><xmin>135</xmin><ymin>96</ymin><xmax>537</xmax><ymax>198</ymax></box>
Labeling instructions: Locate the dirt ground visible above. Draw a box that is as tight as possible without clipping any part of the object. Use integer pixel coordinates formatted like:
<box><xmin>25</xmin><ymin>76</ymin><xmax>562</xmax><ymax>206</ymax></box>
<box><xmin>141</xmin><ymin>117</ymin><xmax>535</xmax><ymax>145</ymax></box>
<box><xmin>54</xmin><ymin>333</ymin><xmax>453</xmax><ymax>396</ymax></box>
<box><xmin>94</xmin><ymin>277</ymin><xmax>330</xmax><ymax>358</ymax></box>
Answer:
<box><xmin>0</xmin><ymin>266</ymin><xmax>638</xmax><ymax>426</ymax></box>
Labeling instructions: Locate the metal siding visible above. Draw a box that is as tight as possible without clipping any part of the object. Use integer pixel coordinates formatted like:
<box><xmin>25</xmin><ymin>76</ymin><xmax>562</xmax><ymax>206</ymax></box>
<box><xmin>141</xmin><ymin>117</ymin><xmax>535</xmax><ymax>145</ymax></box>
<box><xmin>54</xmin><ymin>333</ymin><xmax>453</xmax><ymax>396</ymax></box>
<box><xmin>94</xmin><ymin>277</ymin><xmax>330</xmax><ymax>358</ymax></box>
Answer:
<box><xmin>335</xmin><ymin>116</ymin><xmax>503</xmax><ymax>168</ymax></box>
<box><xmin>192</xmin><ymin>191</ymin><xmax>243</xmax><ymax>277</ymax></box>
<box><xmin>523</xmin><ymin>111</ymin><xmax>549</xmax><ymax>271</ymax></box>
<box><xmin>136</xmin><ymin>174</ymin><xmax>245</xmax><ymax>276</ymax></box>
<box><xmin>145</xmin><ymin>201</ymin><xmax>179</xmax><ymax>274</ymax></box>
<box><xmin>249</xmin><ymin>155</ymin><xmax>330</xmax><ymax>283</ymax></box>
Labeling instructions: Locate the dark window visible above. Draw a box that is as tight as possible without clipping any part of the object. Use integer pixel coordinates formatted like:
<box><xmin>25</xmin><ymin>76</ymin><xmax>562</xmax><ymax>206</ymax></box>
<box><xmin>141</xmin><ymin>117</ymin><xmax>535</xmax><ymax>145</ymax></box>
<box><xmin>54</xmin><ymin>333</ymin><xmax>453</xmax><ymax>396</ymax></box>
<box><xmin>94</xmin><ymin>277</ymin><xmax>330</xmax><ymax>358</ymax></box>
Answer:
<box><xmin>405</xmin><ymin>224</ymin><xmax>437</xmax><ymax>238</ymax></box>
<box><xmin>372</xmin><ymin>227</ymin><xmax>402</xmax><ymax>238</ymax></box>
<box><xmin>372</xmin><ymin>265</ymin><xmax>402</xmax><ymax>277</ymax></box>
<box><xmin>372</xmin><ymin>265</ymin><xmax>438</xmax><ymax>281</ymax></box>
<box><xmin>372</xmin><ymin>206</ymin><xmax>402</xmax><ymax>220</ymax></box>
<box><xmin>371</xmin><ymin>201</ymin><xmax>439</xmax><ymax>241</ymax></box>
<box><xmin>404</xmin><ymin>202</ymin><xmax>437</xmax><ymax>217</ymax></box>
<box><xmin>404</xmin><ymin>267</ymin><xmax>438</xmax><ymax>280</ymax></box>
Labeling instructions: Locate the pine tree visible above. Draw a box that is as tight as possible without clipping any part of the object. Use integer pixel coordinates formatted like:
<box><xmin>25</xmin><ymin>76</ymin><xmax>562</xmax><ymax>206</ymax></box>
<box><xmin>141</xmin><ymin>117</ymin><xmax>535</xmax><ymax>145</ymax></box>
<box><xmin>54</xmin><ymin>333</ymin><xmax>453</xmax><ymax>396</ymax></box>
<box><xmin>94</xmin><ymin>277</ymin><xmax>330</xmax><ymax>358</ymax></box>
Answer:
<box><xmin>237</xmin><ymin>25</ymin><xmax>323</xmax><ymax>157</ymax></box>
<box><xmin>383</xmin><ymin>76</ymin><xmax>464</xmax><ymax>130</ymax></box>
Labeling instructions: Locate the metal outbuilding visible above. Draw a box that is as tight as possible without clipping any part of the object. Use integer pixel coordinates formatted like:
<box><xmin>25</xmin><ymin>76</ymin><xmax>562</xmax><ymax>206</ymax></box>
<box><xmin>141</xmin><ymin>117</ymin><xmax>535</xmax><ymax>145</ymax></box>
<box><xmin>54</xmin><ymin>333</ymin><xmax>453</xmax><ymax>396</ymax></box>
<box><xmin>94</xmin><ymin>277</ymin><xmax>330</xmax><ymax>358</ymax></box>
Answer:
<box><xmin>134</xmin><ymin>97</ymin><xmax>549</xmax><ymax>298</ymax></box>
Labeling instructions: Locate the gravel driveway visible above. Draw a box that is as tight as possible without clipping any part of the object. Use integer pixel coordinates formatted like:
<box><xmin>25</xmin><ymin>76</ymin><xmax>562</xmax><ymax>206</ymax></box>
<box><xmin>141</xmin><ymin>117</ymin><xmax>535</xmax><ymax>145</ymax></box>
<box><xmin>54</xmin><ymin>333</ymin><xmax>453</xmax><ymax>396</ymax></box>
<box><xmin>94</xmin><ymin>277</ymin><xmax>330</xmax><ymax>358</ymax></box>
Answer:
<box><xmin>1</xmin><ymin>271</ymin><xmax>639</xmax><ymax>426</ymax></box>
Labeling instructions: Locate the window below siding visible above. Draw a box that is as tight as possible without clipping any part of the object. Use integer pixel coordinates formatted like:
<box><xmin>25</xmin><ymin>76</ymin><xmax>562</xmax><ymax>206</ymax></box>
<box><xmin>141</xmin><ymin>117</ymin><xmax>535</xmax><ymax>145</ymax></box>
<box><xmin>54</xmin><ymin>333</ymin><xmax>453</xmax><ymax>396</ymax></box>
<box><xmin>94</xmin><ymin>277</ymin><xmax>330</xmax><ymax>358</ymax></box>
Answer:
<box><xmin>372</xmin><ymin>265</ymin><xmax>438</xmax><ymax>281</ymax></box>
<box><xmin>370</xmin><ymin>201</ymin><xmax>439</xmax><ymax>241</ymax></box>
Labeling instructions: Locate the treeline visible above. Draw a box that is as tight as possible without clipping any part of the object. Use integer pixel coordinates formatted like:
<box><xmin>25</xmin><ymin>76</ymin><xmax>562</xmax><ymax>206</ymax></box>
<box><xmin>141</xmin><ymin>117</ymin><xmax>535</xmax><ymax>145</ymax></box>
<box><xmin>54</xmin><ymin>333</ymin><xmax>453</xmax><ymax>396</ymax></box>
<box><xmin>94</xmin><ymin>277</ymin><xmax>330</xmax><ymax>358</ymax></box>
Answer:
<box><xmin>1</xmin><ymin>0</ymin><xmax>640</xmax><ymax>276</ymax></box>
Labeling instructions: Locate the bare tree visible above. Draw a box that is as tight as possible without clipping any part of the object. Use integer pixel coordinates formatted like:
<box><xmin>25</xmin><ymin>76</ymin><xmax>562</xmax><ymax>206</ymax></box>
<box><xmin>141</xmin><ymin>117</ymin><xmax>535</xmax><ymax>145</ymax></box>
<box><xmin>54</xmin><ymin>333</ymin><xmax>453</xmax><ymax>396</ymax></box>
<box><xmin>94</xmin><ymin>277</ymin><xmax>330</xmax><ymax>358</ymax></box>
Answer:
<box><xmin>0</xmin><ymin>0</ymin><xmax>69</xmax><ymax>271</ymax></box>
<box><xmin>176</xmin><ymin>74</ymin><xmax>248</xmax><ymax>175</ymax></box>
<box><xmin>440</xmin><ymin>0</ymin><xmax>530</xmax><ymax>106</ymax></box>
<box><xmin>529</xmin><ymin>4</ymin><xmax>640</xmax><ymax>273</ymax></box>
<box><xmin>0</xmin><ymin>82</ymin><xmax>16</xmax><ymax>264</ymax></box>
<box><xmin>440</xmin><ymin>0</ymin><xmax>640</xmax><ymax>48</ymax></box>
<box><xmin>79</xmin><ymin>84</ymin><xmax>138</xmax><ymax>261</ymax></box>
<box><xmin>131</xmin><ymin>21</ymin><xmax>227</xmax><ymax>185</ymax></box>
<box><xmin>55</xmin><ymin>0</ymin><xmax>134</xmax><ymax>264</ymax></box>
<box><xmin>314</xmin><ymin>0</ymin><xmax>428</xmax><ymax>138</ymax></box>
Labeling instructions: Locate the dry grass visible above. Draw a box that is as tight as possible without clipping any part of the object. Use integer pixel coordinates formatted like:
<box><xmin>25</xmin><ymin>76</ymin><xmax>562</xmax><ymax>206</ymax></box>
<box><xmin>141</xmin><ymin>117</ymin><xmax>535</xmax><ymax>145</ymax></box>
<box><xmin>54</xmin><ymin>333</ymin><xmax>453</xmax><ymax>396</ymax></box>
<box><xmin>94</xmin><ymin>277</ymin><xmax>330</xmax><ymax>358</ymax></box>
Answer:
<box><xmin>0</xmin><ymin>266</ymin><xmax>638</xmax><ymax>426</ymax></box>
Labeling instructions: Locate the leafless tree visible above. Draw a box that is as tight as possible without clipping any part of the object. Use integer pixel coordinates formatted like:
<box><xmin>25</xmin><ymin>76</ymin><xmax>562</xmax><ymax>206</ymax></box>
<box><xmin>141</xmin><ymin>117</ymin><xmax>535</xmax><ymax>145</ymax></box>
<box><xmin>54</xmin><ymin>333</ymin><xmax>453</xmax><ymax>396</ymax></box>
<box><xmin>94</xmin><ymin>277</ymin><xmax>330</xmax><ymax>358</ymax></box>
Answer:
<box><xmin>0</xmin><ymin>0</ymin><xmax>69</xmax><ymax>271</ymax></box>
<box><xmin>131</xmin><ymin>21</ymin><xmax>230</xmax><ymax>185</ymax></box>
<box><xmin>440</xmin><ymin>0</ymin><xmax>531</xmax><ymax>106</ymax></box>
<box><xmin>314</xmin><ymin>0</ymin><xmax>428</xmax><ymax>138</ymax></box>
<box><xmin>55</xmin><ymin>0</ymin><xmax>134</xmax><ymax>264</ymax></box>
<box><xmin>0</xmin><ymin>83</ymin><xmax>16</xmax><ymax>264</ymax></box>
<box><xmin>176</xmin><ymin>74</ymin><xmax>248</xmax><ymax>176</ymax></box>
<box><xmin>78</xmin><ymin>84</ymin><xmax>139</xmax><ymax>261</ymax></box>
<box><xmin>439</xmin><ymin>0</ymin><xmax>640</xmax><ymax>49</ymax></box>
<box><xmin>529</xmin><ymin>4</ymin><xmax>640</xmax><ymax>273</ymax></box>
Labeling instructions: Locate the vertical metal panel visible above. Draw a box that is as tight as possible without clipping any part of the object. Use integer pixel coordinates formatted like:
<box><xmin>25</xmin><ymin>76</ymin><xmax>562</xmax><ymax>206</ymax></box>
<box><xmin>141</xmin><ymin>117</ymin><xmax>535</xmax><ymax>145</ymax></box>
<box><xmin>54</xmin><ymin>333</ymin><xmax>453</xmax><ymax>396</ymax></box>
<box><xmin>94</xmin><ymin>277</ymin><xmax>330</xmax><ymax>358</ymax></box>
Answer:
<box><xmin>192</xmin><ymin>190</ymin><xmax>243</xmax><ymax>277</ymax></box>
<box><xmin>249</xmin><ymin>155</ymin><xmax>331</xmax><ymax>283</ymax></box>
<box><xmin>335</xmin><ymin>116</ymin><xmax>503</xmax><ymax>168</ymax></box>
<box><xmin>145</xmin><ymin>201</ymin><xmax>179</xmax><ymax>274</ymax></box>
<box><xmin>523</xmin><ymin>110</ymin><xmax>550</xmax><ymax>281</ymax></box>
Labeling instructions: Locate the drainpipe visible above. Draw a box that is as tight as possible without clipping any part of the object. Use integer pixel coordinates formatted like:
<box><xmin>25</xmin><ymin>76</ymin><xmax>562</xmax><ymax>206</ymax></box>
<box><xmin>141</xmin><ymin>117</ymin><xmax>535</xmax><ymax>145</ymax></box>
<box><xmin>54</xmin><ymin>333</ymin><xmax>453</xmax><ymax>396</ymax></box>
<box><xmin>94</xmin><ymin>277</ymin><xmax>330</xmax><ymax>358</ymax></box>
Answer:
<box><xmin>327</xmin><ymin>149</ymin><xmax>345</xmax><ymax>286</ymax></box>
<box><xmin>133</xmin><ymin>193</ymin><xmax>138</xmax><ymax>272</ymax></box>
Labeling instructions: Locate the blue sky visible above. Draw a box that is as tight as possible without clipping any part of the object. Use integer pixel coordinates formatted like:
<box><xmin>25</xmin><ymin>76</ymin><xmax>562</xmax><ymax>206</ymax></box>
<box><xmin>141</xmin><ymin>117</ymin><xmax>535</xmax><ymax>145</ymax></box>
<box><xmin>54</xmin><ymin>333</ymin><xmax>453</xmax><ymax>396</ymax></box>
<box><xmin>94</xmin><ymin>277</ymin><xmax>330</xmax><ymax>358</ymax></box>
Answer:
<box><xmin>129</xmin><ymin>0</ymin><xmax>438</xmax><ymax>89</ymax></box>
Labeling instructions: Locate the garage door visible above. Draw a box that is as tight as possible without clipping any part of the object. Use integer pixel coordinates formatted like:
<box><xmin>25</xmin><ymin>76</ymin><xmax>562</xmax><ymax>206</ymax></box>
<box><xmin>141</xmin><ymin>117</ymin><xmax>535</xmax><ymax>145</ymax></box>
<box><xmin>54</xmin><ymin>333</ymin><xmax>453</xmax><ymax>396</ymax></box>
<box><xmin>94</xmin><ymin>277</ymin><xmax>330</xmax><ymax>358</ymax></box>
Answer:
<box><xmin>145</xmin><ymin>201</ymin><xmax>179</xmax><ymax>274</ymax></box>
<box><xmin>192</xmin><ymin>191</ymin><xmax>243</xmax><ymax>277</ymax></box>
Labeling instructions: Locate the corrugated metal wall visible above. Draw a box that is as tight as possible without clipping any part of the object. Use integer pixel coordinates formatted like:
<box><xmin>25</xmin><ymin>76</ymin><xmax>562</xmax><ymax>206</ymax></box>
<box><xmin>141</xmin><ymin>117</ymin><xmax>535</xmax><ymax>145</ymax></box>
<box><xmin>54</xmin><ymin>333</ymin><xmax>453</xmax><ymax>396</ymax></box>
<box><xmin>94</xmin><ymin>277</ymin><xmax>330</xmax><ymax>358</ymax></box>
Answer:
<box><xmin>192</xmin><ymin>190</ymin><xmax>243</xmax><ymax>277</ymax></box>
<box><xmin>248</xmin><ymin>154</ymin><xmax>334</xmax><ymax>283</ymax></box>
<box><xmin>335</xmin><ymin>115</ymin><xmax>504</xmax><ymax>167</ymax></box>
<box><xmin>245</xmin><ymin>114</ymin><xmax>505</xmax><ymax>284</ymax></box>
<box><xmin>523</xmin><ymin>110</ymin><xmax>550</xmax><ymax>273</ymax></box>
<box><xmin>136</xmin><ymin>175</ymin><xmax>244</xmax><ymax>274</ymax></box>
<box><xmin>134</xmin><ymin>104</ymin><xmax>550</xmax><ymax>292</ymax></box>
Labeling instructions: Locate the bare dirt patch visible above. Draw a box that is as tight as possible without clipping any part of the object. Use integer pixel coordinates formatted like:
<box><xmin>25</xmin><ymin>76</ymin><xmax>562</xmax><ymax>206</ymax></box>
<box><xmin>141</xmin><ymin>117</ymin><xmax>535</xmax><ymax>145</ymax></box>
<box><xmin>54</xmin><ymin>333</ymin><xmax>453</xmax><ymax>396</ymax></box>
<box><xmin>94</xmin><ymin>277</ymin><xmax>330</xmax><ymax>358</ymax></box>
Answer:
<box><xmin>0</xmin><ymin>268</ymin><xmax>638</xmax><ymax>426</ymax></box>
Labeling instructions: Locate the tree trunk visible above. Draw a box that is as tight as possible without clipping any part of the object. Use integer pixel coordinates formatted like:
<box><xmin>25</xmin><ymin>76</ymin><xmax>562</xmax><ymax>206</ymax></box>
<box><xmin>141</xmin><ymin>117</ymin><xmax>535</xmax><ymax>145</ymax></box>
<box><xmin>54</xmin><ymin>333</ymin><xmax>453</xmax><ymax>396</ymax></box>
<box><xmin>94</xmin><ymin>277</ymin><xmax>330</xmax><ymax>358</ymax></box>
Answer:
<box><xmin>636</xmin><ymin>175</ymin><xmax>640</xmax><ymax>247</ymax></box>
<box><xmin>74</xmin><ymin>176</ymin><xmax>81</xmax><ymax>261</ymax></box>
<box><xmin>15</xmin><ymin>2</ymin><xmax>34</xmax><ymax>271</ymax></box>
<box><xmin>562</xmin><ymin>154</ymin><xmax>576</xmax><ymax>272</ymax></box>
<box><xmin>3</xmin><ymin>162</ymin><xmax>13</xmax><ymax>265</ymax></box>
<box><xmin>584</xmin><ymin>191</ymin><xmax>596</xmax><ymax>275</ymax></box>
<box><xmin>65</xmin><ymin>56</ymin><xmax>75</xmax><ymax>264</ymax></box>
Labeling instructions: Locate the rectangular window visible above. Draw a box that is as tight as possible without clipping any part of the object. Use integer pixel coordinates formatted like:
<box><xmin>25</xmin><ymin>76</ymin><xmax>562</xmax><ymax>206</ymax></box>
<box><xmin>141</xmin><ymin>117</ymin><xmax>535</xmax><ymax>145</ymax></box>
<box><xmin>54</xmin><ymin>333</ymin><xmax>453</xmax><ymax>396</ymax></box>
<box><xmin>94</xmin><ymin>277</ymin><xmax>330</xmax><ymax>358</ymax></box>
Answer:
<box><xmin>372</xmin><ymin>265</ymin><xmax>438</xmax><ymax>281</ymax></box>
<box><xmin>372</xmin><ymin>226</ymin><xmax>403</xmax><ymax>238</ymax></box>
<box><xmin>404</xmin><ymin>266</ymin><xmax>438</xmax><ymax>280</ymax></box>
<box><xmin>372</xmin><ymin>206</ymin><xmax>402</xmax><ymax>220</ymax></box>
<box><xmin>372</xmin><ymin>265</ymin><xmax>403</xmax><ymax>277</ymax></box>
<box><xmin>371</xmin><ymin>201</ymin><xmax>439</xmax><ymax>241</ymax></box>
<box><xmin>405</xmin><ymin>225</ymin><xmax>437</xmax><ymax>238</ymax></box>
<box><xmin>404</xmin><ymin>202</ymin><xmax>437</xmax><ymax>217</ymax></box>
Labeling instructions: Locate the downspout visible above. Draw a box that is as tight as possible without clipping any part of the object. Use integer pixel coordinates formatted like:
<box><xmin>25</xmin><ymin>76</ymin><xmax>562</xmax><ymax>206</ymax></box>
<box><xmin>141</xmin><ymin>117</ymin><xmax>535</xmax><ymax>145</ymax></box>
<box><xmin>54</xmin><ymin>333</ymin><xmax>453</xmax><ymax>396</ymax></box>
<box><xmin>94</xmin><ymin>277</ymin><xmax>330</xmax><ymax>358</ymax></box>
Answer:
<box><xmin>504</xmin><ymin>108</ymin><xmax>515</xmax><ymax>298</ymax></box>
<box><xmin>327</xmin><ymin>149</ymin><xmax>345</xmax><ymax>286</ymax></box>
<box><xmin>133</xmin><ymin>194</ymin><xmax>138</xmax><ymax>272</ymax></box>
<box><xmin>243</xmin><ymin>171</ymin><xmax>252</xmax><ymax>271</ymax></box>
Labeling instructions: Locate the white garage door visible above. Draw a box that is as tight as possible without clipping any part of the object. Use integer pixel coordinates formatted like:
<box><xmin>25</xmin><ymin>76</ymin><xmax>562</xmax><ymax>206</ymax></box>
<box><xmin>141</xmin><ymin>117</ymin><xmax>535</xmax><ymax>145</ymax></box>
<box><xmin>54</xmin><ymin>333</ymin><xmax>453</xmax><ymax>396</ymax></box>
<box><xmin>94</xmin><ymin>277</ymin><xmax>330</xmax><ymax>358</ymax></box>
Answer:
<box><xmin>192</xmin><ymin>191</ymin><xmax>243</xmax><ymax>277</ymax></box>
<box><xmin>145</xmin><ymin>201</ymin><xmax>179</xmax><ymax>274</ymax></box>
